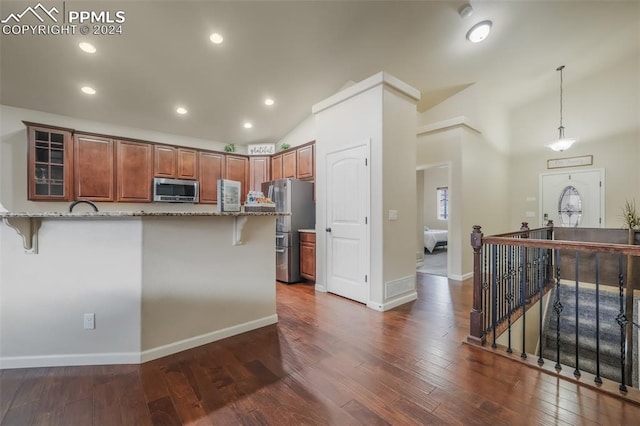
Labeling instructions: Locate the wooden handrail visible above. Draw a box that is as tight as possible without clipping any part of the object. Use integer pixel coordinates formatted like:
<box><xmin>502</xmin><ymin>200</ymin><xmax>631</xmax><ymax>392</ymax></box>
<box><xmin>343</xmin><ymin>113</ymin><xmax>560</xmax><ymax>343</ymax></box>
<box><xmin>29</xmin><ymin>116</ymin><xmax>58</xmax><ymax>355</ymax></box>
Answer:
<box><xmin>481</xmin><ymin>237</ymin><xmax>640</xmax><ymax>257</ymax></box>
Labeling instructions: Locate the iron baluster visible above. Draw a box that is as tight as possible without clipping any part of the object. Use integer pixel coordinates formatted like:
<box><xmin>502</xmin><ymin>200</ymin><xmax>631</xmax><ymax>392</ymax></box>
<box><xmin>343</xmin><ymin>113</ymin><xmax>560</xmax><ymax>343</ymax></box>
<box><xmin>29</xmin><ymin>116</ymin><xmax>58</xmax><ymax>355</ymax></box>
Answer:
<box><xmin>521</xmin><ymin>245</ymin><xmax>527</xmax><ymax>358</ymax></box>
<box><xmin>491</xmin><ymin>245</ymin><xmax>498</xmax><ymax>349</ymax></box>
<box><xmin>506</xmin><ymin>246</ymin><xmax>513</xmax><ymax>353</ymax></box>
<box><xmin>574</xmin><ymin>251</ymin><xmax>581</xmax><ymax>378</ymax></box>
<box><xmin>594</xmin><ymin>253</ymin><xmax>602</xmax><ymax>385</ymax></box>
<box><xmin>554</xmin><ymin>249</ymin><xmax>563</xmax><ymax>372</ymax></box>
<box><xmin>537</xmin><ymin>248</ymin><xmax>545</xmax><ymax>366</ymax></box>
<box><xmin>617</xmin><ymin>254</ymin><xmax>628</xmax><ymax>393</ymax></box>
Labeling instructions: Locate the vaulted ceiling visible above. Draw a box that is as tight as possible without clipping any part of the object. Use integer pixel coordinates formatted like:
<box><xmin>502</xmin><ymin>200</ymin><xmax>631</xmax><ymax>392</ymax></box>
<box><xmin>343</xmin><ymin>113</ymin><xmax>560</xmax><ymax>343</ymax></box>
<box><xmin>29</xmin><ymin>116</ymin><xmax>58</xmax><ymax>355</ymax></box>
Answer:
<box><xmin>1</xmin><ymin>1</ymin><xmax>638</xmax><ymax>146</ymax></box>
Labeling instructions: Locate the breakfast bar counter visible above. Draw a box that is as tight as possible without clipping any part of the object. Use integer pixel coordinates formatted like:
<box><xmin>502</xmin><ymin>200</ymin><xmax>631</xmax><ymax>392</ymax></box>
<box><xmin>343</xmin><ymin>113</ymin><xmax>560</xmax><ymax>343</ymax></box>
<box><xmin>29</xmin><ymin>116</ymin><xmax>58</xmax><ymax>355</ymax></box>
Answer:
<box><xmin>0</xmin><ymin>210</ymin><xmax>287</xmax><ymax>368</ymax></box>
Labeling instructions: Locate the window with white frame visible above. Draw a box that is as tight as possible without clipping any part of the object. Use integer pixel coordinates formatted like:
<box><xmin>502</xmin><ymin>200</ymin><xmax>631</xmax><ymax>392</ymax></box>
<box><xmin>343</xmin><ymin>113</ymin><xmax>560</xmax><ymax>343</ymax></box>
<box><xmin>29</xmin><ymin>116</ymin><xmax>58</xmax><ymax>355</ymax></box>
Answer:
<box><xmin>437</xmin><ymin>187</ymin><xmax>448</xmax><ymax>220</ymax></box>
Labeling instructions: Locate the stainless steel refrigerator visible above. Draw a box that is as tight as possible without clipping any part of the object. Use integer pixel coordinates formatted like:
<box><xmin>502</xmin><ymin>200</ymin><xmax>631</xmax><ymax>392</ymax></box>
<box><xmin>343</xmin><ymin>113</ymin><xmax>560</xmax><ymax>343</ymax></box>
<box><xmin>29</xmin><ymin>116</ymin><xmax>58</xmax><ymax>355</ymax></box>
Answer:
<box><xmin>262</xmin><ymin>179</ymin><xmax>315</xmax><ymax>283</ymax></box>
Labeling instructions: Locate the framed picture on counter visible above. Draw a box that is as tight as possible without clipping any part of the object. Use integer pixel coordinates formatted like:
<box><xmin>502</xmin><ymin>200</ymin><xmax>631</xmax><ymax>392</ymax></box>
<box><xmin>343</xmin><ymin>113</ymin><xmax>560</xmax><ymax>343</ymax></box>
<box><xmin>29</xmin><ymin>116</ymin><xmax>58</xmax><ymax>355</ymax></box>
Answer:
<box><xmin>217</xmin><ymin>179</ymin><xmax>241</xmax><ymax>212</ymax></box>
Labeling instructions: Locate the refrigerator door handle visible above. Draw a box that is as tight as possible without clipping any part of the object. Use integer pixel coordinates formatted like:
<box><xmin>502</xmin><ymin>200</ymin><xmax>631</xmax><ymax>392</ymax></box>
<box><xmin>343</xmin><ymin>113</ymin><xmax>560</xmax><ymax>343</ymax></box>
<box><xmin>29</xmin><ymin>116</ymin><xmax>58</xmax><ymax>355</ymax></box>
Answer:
<box><xmin>276</xmin><ymin>248</ymin><xmax>286</xmax><ymax>253</ymax></box>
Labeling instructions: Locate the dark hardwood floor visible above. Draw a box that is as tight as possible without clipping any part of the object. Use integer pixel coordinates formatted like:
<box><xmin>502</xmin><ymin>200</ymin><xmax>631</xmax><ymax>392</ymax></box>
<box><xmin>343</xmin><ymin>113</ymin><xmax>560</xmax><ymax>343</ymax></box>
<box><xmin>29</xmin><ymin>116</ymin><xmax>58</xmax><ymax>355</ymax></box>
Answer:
<box><xmin>2</xmin><ymin>274</ymin><xmax>640</xmax><ymax>425</ymax></box>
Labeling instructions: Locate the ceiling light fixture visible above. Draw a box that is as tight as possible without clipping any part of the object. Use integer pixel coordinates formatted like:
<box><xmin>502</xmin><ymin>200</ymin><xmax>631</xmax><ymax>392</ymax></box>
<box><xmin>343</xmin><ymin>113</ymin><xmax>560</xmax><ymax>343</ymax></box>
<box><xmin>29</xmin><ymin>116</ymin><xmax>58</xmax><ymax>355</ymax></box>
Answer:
<box><xmin>458</xmin><ymin>3</ymin><xmax>474</xmax><ymax>19</ymax></box>
<box><xmin>264</xmin><ymin>98</ymin><xmax>274</xmax><ymax>106</ymax></box>
<box><xmin>243</xmin><ymin>122</ymin><xmax>253</xmax><ymax>129</ymax></box>
<box><xmin>79</xmin><ymin>42</ymin><xmax>96</xmax><ymax>53</ymax></box>
<box><xmin>81</xmin><ymin>86</ymin><xmax>96</xmax><ymax>95</ymax></box>
<box><xmin>466</xmin><ymin>20</ymin><xmax>492</xmax><ymax>43</ymax></box>
<box><xmin>547</xmin><ymin>65</ymin><xmax>577</xmax><ymax>152</ymax></box>
<box><xmin>209</xmin><ymin>33</ymin><xmax>224</xmax><ymax>44</ymax></box>
<box><xmin>176</xmin><ymin>107</ymin><xmax>188</xmax><ymax>115</ymax></box>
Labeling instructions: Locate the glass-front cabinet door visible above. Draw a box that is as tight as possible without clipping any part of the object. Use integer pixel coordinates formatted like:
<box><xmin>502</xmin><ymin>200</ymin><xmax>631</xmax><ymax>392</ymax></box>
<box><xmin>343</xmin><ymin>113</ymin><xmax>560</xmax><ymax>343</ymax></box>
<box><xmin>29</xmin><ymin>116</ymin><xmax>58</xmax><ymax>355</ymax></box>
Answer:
<box><xmin>27</xmin><ymin>123</ymin><xmax>73</xmax><ymax>200</ymax></box>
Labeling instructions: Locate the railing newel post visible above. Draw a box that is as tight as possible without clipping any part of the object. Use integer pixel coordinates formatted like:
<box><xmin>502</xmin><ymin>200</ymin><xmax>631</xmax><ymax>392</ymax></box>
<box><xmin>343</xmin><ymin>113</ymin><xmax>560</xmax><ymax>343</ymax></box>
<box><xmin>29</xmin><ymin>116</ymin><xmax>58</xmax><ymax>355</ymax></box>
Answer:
<box><xmin>468</xmin><ymin>225</ymin><xmax>485</xmax><ymax>345</ymax></box>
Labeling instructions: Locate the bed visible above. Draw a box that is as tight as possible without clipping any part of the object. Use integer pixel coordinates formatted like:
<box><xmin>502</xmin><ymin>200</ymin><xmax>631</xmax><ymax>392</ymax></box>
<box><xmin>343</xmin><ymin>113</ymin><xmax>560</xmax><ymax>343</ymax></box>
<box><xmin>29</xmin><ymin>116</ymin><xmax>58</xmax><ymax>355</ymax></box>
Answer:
<box><xmin>424</xmin><ymin>227</ymin><xmax>448</xmax><ymax>253</ymax></box>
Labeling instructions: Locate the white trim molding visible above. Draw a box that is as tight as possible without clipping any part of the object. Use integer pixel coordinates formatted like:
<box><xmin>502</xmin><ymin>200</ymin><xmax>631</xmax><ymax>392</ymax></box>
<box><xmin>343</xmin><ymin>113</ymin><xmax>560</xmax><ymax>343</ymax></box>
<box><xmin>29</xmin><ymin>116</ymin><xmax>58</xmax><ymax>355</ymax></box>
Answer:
<box><xmin>417</xmin><ymin>116</ymin><xmax>481</xmax><ymax>136</ymax></box>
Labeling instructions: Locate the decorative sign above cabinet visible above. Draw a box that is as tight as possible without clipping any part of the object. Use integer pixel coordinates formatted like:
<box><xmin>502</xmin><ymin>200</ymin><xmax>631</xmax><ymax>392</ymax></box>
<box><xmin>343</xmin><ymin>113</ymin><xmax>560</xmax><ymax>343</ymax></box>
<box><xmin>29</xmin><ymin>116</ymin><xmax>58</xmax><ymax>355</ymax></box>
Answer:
<box><xmin>247</xmin><ymin>144</ymin><xmax>275</xmax><ymax>155</ymax></box>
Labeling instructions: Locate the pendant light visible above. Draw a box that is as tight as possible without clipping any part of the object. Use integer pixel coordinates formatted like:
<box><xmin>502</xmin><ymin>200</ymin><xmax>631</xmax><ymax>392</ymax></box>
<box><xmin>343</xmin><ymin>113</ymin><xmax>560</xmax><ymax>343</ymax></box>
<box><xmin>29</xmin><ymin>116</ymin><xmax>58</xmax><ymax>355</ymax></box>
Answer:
<box><xmin>547</xmin><ymin>65</ymin><xmax>577</xmax><ymax>152</ymax></box>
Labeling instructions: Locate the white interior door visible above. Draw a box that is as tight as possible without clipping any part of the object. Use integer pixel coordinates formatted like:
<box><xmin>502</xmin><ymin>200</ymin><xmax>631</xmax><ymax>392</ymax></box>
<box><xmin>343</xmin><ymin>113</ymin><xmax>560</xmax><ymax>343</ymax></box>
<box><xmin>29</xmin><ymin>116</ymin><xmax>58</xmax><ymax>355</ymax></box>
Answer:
<box><xmin>540</xmin><ymin>169</ymin><xmax>604</xmax><ymax>228</ymax></box>
<box><xmin>326</xmin><ymin>143</ymin><xmax>369</xmax><ymax>304</ymax></box>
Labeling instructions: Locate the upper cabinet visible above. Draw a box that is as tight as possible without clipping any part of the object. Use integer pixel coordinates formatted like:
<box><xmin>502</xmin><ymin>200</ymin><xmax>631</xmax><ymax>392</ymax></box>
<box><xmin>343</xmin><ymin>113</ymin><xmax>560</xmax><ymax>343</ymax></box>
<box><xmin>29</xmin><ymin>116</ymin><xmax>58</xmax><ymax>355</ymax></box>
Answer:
<box><xmin>249</xmin><ymin>156</ymin><xmax>271</xmax><ymax>192</ymax></box>
<box><xmin>296</xmin><ymin>144</ymin><xmax>314</xmax><ymax>180</ymax></box>
<box><xmin>225</xmin><ymin>155</ymin><xmax>249</xmax><ymax>203</ymax></box>
<box><xmin>198</xmin><ymin>151</ymin><xmax>225</xmax><ymax>204</ymax></box>
<box><xmin>271</xmin><ymin>154</ymin><xmax>283</xmax><ymax>181</ymax></box>
<box><xmin>27</xmin><ymin>124</ymin><xmax>73</xmax><ymax>201</ymax></box>
<box><xmin>116</xmin><ymin>140</ymin><xmax>153</xmax><ymax>202</ymax></box>
<box><xmin>154</xmin><ymin>145</ymin><xmax>176</xmax><ymax>178</ymax></box>
<box><xmin>282</xmin><ymin>150</ymin><xmax>297</xmax><ymax>179</ymax></box>
<box><xmin>270</xmin><ymin>142</ymin><xmax>315</xmax><ymax>182</ymax></box>
<box><xmin>74</xmin><ymin>134</ymin><xmax>115</xmax><ymax>201</ymax></box>
<box><xmin>26</xmin><ymin>123</ymin><xmax>314</xmax><ymax>205</ymax></box>
<box><xmin>177</xmin><ymin>148</ymin><xmax>197</xmax><ymax>180</ymax></box>
<box><xmin>154</xmin><ymin>145</ymin><xmax>197</xmax><ymax>180</ymax></box>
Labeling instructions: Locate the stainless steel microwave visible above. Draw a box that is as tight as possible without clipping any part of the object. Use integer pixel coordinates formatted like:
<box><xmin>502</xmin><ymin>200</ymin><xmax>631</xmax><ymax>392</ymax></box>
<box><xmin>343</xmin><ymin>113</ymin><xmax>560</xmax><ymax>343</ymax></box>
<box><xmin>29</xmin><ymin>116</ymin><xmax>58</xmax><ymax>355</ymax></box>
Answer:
<box><xmin>153</xmin><ymin>178</ymin><xmax>199</xmax><ymax>203</ymax></box>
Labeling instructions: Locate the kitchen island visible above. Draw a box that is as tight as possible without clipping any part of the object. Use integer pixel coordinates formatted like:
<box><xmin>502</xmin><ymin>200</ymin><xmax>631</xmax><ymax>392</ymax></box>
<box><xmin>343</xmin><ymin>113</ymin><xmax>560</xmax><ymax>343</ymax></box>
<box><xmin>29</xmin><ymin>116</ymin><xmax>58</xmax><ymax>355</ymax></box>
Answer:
<box><xmin>0</xmin><ymin>211</ymin><xmax>286</xmax><ymax>368</ymax></box>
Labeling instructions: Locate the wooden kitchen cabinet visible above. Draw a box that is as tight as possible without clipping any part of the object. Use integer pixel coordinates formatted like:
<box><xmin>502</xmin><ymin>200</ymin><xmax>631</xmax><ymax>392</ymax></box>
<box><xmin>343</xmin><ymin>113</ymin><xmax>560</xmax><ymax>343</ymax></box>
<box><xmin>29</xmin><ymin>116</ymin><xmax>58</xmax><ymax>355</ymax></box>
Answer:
<box><xmin>116</xmin><ymin>140</ymin><xmax>153</xmax><ymax>202</ymax></box>
<box><xmin>299</xmin><ymin>231</ymin><xmax>316</xmax><ymax>281</ymax></box>
<box><xmin>177</xmin><ymin>148</ymin><xmax>197</xmax><ymax>179</ymax></box>
<box><xmin>225</xmin><ymin>155</ymin><xmax>249</xmax><ymax>203</ymax></box>
<box><xmin>282</xmin><ymin>150</ymin><xmax>297</xmax><ymax>179</ymax></box>
<box><xmin>74</xmin><ymin>134</ymin><xmax>115</xmax><ymax>201</ymax></box>
<box><xmin>271</xmin><ymin>154</ymin><xmax>283</xmax><ymax>181</ymax></box>
<box><xmin>27</xmin><ymin>123</ymin><xmax>73</xmax><ymax>201</ymax></box>
<box><xmin>249</xmin><ymin>156</ymin><xmax>271</xmax><ymax>192</ymax></box>
<box><xmin>154</xmin><ymin>145</ymin><xmax>176</xmax><ymax>178</ymax></box>
<box><xmin>198</xmin><ymin>151</ymin><xmax>225</xmax><ymax>204</ymax></box>
<box><xmin>154</xmin><ymin>145</ymin><xmax>197</xmax><ymax>180</ymax></box>
<box><xmin>296</xmin><ymin>144</ymin><xmax>314</xmax><ymax>180</ymax></box>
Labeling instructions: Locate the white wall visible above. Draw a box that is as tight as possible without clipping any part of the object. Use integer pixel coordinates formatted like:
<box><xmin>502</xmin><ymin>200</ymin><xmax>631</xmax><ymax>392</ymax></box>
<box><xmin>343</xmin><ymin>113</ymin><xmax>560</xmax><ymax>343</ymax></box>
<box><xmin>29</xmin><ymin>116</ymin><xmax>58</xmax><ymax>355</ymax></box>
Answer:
<box><xmin>0</xmin><ymin>215</ymin><xmax>278</xmax><ymax>368</ymax></box>
<box><xmin>314</xmin><ymin>72</ymin><xmax>419</xmax><ymax>310</ymax></box>
<box><xmin>141</xmin><ymin>216</ymin><xmax>276</xmax><ymax>353</ymax></box>
<box><xmin>417</xmin><ymin>85</ymin><xmax>511</xmax><ymax>279</ymax></box>
<box><xmin>509</xmin><ymin>56</ymin><xmax>640</xmax><ymax>229</ymax></box>
<box><xmin>416</xmin><ymin>170</ymin><xmax>424</xmax><ymax>262</ymax></box>
<box><xmin>0</xmin><ymin>218</ymin><xmax>143</xmax><ymax>366</ymax></box>
<box><xmin>276</xmin><ymin>114</ymin><xmax>316</xmax><ymax>149</ymax></box>
<box><xmin>0</xmin><ymin>105</ymin><xmax>241</xmax><ymax>212</ymax></box>
<box><xmin>422</xmin><ymin>166</ymin><xmax>448</xmax><ymax>229</ymax></box>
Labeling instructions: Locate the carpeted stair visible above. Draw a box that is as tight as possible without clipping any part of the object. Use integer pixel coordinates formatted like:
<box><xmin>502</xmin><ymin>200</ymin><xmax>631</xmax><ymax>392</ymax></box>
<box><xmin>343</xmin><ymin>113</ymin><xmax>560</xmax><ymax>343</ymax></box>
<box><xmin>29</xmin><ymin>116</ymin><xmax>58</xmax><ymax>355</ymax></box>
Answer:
<box><xmin>541</xmin><ymin>283</ymin><xmax>625</xmax><ymax>382</ymax></box>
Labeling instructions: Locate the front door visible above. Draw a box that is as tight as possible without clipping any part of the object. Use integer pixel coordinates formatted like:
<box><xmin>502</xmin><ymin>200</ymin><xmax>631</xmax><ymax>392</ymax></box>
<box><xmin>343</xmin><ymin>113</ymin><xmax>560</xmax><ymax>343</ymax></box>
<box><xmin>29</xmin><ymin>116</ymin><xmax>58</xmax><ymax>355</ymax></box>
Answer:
<box><xmin>326</xmin><ymin>142</ymin><xmax>369</xmax><ymax>304</ymax></box>
<box><xmin>540</xmin><ymin>169</ymin><xmax>604</xmax><ymax>228</ymax></box>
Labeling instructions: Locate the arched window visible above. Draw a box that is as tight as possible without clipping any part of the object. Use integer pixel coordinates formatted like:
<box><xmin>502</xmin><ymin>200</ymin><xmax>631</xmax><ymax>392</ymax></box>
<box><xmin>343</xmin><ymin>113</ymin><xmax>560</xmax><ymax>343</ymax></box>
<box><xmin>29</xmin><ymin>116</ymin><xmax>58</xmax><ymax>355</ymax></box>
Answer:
<box><xmin>558</xmin><ymin>185</ymin><xmax>582</xmax><ymax>227</ymax></box>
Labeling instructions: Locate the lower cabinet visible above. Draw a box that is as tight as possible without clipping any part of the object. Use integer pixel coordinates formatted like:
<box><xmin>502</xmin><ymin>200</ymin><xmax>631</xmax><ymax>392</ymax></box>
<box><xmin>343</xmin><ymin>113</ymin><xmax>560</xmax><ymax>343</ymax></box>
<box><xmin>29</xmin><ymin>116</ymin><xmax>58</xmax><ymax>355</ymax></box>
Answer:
<box><xmin>299</xmin><ymin>231</ymin><xmax>316</xmax><ymax>282</ymax></box>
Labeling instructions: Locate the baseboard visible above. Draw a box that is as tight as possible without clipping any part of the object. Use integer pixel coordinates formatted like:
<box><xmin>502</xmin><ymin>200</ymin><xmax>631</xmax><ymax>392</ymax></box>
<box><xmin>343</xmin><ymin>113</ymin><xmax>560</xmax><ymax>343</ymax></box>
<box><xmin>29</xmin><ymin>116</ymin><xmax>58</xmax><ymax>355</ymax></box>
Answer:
<box><xmin>0</xmin><ymin>314</ymin><xmax>279</xmax><ymax>369</ymax></box>
<box><xmin>0</xmin><ymin>352</ymin><xmax>141</xmax><ymax>369</ymax></box>
<box><xmin>449</xmin><ymin>272</ymin><xmax>473</xmax><ymax>281</ymax></box>
<box><xmin>140</xmin><ymin>314</ymin><xmax>279</xmax><ymax>363</ymax></box>
<box><xmin>367</xmin><ymin>291</ymin><xmax>418</xmax><ymax>312</ymax></box>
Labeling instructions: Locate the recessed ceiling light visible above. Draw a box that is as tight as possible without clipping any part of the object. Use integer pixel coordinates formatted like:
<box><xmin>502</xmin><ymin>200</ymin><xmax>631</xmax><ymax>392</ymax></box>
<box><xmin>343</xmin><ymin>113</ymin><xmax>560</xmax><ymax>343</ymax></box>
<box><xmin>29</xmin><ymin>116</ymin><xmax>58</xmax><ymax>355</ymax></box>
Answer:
<box><xmin>81</xmin><ymin>86</ymin><xmax>96</xmax><ymax>95</ymax></box>
<box><xmin>243</xmin><ymin>122</ymin><xmax>253</xmax><ymax>129</ymax></box>
<box><xmin>466</xmin><ymin>20</ymin><xmax>492</xmax><ymax>43</ymax></box>
<box><xmin>176</xmin><ymin>107</ymin><xmax>188</xmax><ymax>115</ymax></box>
<box><xmin>210</xmin><ymin>33</ymin><xmax>224</xmax><ymax>44</ymax></box>
<box><xmin>79</xmin><ymin>42</ymin><xmax>96</xmax><ymax>53</ymax></box>
<box><xmin>264</xmin><ymin>98</ymin><xmax>275</xmax><ymax>106</ymax></box>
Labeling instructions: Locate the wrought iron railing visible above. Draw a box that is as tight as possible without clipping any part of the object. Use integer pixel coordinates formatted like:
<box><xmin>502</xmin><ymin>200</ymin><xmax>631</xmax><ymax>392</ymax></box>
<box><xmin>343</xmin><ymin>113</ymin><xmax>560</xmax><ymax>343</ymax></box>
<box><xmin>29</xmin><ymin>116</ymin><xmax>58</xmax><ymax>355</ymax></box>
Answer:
<box><xmin>468</xmin><ymin>222</ymin><xmax>640</xmax><ymax>393</ymax></box>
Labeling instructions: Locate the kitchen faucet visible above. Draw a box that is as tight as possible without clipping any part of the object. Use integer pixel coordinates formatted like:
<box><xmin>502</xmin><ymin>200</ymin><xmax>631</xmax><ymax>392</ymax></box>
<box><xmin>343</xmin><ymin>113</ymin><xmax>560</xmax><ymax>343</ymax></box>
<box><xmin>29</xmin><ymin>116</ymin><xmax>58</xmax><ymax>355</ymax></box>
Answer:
<box><xmin>68</xmin><ymin>200</ymin><xmax>99</xmax><ymax>212</ymax></box>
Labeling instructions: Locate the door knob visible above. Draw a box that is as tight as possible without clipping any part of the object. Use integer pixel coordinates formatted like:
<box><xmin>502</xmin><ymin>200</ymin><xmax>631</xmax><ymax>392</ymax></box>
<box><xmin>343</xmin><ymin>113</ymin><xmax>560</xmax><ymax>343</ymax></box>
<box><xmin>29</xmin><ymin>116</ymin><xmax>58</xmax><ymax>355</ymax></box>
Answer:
<box><xmin>326</xmin><ymin>227</ymin><xmax>332</xmax><ymax>232</ymax></box>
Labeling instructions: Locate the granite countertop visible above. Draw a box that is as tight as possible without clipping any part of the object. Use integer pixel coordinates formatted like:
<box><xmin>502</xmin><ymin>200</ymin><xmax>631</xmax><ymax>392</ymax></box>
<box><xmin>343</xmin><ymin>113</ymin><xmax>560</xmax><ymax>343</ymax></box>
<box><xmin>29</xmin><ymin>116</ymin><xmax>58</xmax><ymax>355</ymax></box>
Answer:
<box><xmin>0</xmin><ymin>211</ymin><xmax>289</xmax><ymax>218</ymax></box>
<box><xmin>298</xmin><ymin>229</ymin><xmax>316</xmax><ymax>233</ymax></box>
